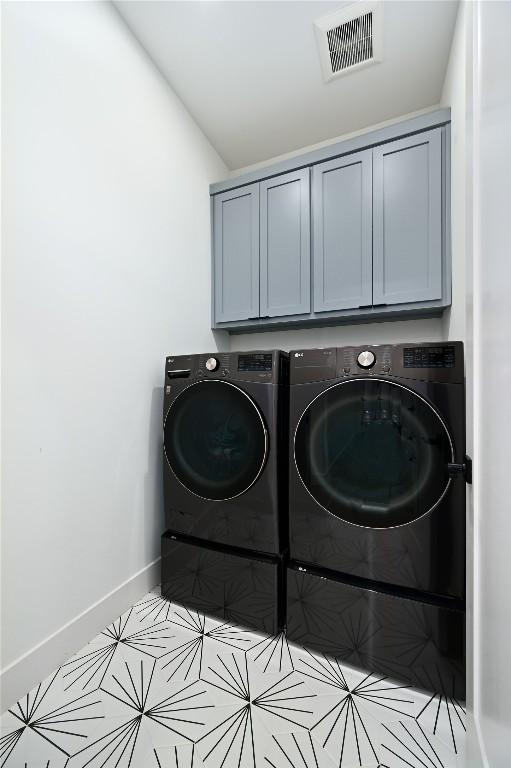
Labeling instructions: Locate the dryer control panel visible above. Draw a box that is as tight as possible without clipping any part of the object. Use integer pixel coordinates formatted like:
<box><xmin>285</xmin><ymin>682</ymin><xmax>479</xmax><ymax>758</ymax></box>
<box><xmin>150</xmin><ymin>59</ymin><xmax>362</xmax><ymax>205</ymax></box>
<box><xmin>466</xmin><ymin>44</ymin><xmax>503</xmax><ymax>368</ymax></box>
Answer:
<box><xmin>403</xmin><ymin>345</ymin><xmax>456</xmax><ymax>369</ymax></box>
<box><xmin>290</xmin><ymin>348</ymin><xmax>337</xmax><ymax>383</ymax></box>
<box><xmin>338</xmin><ymin>346</ymin><xmax>393</xmax><ymax>378</ymax></box>
<box><xmin>290</xmin><ymin>342</ymin><xmax>464</xmax><ymax>384</ymax></box>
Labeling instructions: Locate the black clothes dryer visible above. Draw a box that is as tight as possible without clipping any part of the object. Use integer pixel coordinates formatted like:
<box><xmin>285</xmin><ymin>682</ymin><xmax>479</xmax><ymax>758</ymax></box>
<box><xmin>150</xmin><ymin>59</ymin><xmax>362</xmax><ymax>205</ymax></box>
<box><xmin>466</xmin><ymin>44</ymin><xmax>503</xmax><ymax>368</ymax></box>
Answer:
<box><xmin>163</xmin><ymin>350</ymin><xmax>288</xmax><ymax>555</ymax></box>
<box><xmin>286</xmin><ymin>342</ymin><xmax>467</xmax><ymax>698</ymax></box>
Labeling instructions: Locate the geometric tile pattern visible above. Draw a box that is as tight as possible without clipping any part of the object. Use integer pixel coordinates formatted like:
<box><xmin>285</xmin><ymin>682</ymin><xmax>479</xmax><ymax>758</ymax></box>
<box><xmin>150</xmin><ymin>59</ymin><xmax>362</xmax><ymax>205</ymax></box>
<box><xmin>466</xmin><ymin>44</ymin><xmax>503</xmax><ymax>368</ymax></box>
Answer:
<box><xmin>0</xmin><ymin>587</ymin><xmax>466</xmax><ymax>767</ymax></box>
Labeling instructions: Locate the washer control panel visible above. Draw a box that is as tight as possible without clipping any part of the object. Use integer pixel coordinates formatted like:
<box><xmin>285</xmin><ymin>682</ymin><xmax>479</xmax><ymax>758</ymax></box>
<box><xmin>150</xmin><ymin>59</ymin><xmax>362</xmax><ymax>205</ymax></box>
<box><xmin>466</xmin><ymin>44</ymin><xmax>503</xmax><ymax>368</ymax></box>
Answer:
<box><xmin>205</xmin><ymin>357</ymin><xmax>219</xmax><ymax>371</ymax></box>
<box><xmin>164</xmin><ymin>351</ymin><xmax>283</xmax><ymax>390</ymax></box>
<box><xmin>238</xmin><ymin>353</ymin><xmax>273</xmax><ymax>372</ymax></box>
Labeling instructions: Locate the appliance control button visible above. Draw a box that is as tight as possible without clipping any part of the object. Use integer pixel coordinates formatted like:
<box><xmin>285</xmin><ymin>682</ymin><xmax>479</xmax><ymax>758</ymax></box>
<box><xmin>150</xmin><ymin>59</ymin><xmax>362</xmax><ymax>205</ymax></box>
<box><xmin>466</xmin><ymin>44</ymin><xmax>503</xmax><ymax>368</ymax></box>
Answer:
<box><xmin>343</xmin><ymin>367</ymin><xmax>351</xmax><ymax>374</ymax></box>
<box><xmin>205</xmin><ymin>357</ymin><xmax>219</xmax><ymax>371</ymax></box>
<box><xmin>357</xmin><ymin>350</ymin><xmax>376</xmax><ymax>369</ymax></box>
<box><xmin>382</xmin><ymin>364</ymin><xmax>391</xmax><ymax>373</ymax></box>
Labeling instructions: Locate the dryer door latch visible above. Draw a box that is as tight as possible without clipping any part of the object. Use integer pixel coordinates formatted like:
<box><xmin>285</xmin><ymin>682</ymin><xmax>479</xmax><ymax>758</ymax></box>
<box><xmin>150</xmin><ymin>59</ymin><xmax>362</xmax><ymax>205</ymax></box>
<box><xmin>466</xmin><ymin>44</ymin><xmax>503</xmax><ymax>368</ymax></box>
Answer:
<box><xmin>447</xmin><ymin>455</ymin><xmax>472</xmax><ymax>484</ymax></box>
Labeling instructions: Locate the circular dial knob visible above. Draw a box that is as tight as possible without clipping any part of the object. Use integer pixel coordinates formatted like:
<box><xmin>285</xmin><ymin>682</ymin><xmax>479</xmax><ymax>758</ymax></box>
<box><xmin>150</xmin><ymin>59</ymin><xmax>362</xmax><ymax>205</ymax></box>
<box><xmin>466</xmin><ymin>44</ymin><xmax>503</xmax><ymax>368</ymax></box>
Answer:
<box><xmin>205</xmin><ymin>357</ymin><xmax>219</xmax><ymax>372</ymax></box>
<box><xmin>357</xmin><ymin>350</ymin><xmax>376</xmax><ymax>369</ymax></box>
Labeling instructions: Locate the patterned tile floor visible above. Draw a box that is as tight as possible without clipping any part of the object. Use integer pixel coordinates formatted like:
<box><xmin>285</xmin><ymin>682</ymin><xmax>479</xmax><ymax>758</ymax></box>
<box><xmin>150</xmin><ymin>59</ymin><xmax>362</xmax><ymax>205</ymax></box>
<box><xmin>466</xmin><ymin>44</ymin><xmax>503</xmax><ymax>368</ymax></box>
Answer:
<box><xmin>0</xmin><ymin>586</ymin><xmax>466</xmax><ymax>767</ymax></box>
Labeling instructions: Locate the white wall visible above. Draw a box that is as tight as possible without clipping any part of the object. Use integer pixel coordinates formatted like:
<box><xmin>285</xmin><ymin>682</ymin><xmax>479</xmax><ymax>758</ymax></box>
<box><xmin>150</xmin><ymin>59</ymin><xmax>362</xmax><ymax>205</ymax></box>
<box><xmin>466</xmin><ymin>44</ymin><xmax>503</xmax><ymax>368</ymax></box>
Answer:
<box><xmin>229</xmin><ymin>318</ymin><xmax>444</xmax><ymax>353</ymax></box>
<box><xmin>440</xmin><ymin>0</ymin><xmax>474</xmax><ymax>717</ymax></box>
<box><xmin>1</xmin><ymin>0</ymin><xmax>228</xmax><ymax>706</ymax></box>
<box><xmin>439</xmin><ymin>9</ymin><xmax>484</xmax><ymax>765</ymax></box>
<box><xmin>441</xmin><ymin>2</ymin><xmax>467</xmax><ymax>345</ymax></box>
<box><xmin>227</xmin><ymin>105</ymin><xmax>448</xmax><ymax>179</ymax></box>
<box><xmin>472</xmin><ymin>1</ymin><xmax>511</xmax><ymax>764</ymax></box>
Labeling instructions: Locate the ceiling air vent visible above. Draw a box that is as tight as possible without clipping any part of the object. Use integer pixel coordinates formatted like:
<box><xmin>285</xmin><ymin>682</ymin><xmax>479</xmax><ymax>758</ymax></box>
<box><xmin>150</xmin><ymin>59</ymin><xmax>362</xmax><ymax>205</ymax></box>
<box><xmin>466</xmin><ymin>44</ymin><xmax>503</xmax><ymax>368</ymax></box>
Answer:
<box><xmin>314</xmin><ymin>1</ymin><xmax>383</xmax><ymax>82</ymax></box>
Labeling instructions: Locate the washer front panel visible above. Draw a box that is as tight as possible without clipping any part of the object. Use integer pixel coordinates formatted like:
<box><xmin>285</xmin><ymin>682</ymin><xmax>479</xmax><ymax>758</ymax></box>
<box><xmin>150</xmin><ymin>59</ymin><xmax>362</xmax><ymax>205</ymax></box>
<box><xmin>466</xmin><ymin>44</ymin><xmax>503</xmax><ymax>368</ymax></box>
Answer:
<box><xmin>294</xmin><ymin>378</ymin><xmax>454</xmax><ymax>529</ymax></box>
<box><xmin>164</xmin><ymin>380</ymin><xmax>268</xmax><ymax>501</ymax></box>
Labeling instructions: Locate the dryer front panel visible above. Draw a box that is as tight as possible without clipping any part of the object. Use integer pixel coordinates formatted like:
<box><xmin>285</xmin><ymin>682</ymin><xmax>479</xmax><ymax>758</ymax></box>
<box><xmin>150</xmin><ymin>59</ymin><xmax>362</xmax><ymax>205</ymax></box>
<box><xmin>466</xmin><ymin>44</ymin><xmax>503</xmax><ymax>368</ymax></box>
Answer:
<box><xmin>164</xmin><ymin>380</ymin><xmax>268</xmax><ymax>502</ymax></box>
<box><xmin>294</xmin><ymin>378</ymin><xmax>453</xmax><ymax>529</ymax></box>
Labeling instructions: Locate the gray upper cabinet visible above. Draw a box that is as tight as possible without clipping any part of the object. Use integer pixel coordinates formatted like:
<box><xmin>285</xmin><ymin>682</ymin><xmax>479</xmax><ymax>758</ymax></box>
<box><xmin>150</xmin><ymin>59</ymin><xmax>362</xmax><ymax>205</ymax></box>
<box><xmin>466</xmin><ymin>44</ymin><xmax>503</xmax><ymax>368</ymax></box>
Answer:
<box><xmin>313</xmin><ymin>151</ymin><xmax>372</xmax><ymax>313</ymax></box>
<box><xmin>260</xmin><ymin>169</ymin><xmax>310</xmax><ymax>318</ymax></box>
<box><xmin>210</xmin><ymin>109</ymin><xmax>450</xmax><ymax>331</ymax></box>
<box><xmin>213</xmin><ymin>184</ymin><xmax>259</xmax><ymax>323</ymax></box>
<box><xmin>373</xmin><ymin>128</ymin><xmax>443</xmax><ymax>306</ymax></box>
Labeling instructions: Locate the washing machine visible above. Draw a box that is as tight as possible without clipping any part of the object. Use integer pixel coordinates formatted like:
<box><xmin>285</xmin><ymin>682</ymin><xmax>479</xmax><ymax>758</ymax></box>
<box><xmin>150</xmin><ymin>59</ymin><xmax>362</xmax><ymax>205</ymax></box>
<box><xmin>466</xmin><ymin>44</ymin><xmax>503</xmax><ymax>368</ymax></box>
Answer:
<box><xmin>161</xmin><ymin>350</ymin><xmax>288</xmax><ymax>634</ymax></box>
<box><xmin>286</xmin><ymin>342</ymin><xmax>468</xmax><ymax>697</ymax></box>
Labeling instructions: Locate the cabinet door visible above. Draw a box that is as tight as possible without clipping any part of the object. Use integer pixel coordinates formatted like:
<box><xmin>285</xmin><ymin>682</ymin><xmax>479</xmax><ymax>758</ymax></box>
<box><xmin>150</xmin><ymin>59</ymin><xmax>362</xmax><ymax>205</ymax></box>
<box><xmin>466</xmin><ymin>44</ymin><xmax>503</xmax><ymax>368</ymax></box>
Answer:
<box><xmin>313</xmin><ymin>151</ymin><xmax>372</xmax><ymax>313</ymax></box>
<box><xmin>213</xmin><ymin>184</ymin><xmax>259</xmax><ymax>323</ymax></box>
<box><xmin>260</xmin><ymin>169</ymin><xmax>310</xmax><ymax>318</ymax></box>
<box><xmin>373</xmin><ymin>128</ymin><xmax>442</xmax><ymax>306</ymax></box>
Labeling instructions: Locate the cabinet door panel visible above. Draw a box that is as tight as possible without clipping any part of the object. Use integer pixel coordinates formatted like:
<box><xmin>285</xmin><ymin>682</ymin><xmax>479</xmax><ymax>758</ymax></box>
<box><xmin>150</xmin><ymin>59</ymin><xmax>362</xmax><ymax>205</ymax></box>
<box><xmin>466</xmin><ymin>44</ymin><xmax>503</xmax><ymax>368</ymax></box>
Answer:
<box><xmin>260</xmin><ymin>169</ymin><xmax>310</xmax><ymax>318</ymax></box>
<box><xmin>213</xmin><ymin>184</ymin><xmax>259</xmax><ymax>323</ymax></box>
<box><xmin>313</xmin><ymin>151</ymin><xmax>373</xmax><ymax>312</ymax></box>
<box><xmin>373</xmin><ymin>128</ymin><xmax>442</xmax><ymax>305</ymax></box>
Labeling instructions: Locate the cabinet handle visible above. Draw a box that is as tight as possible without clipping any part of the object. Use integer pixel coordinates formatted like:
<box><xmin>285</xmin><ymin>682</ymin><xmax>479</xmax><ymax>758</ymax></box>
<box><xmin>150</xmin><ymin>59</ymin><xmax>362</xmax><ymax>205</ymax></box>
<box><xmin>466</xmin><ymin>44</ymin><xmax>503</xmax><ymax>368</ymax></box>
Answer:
<box><xmin>373</xmin><ymin>303</ymin><xmax>387</xmax><ymax>308</ymax></box>
<box><xmin>358</xmin><ymin>304</ymin><xmax>372</xmax><ymax>309</ymax></box>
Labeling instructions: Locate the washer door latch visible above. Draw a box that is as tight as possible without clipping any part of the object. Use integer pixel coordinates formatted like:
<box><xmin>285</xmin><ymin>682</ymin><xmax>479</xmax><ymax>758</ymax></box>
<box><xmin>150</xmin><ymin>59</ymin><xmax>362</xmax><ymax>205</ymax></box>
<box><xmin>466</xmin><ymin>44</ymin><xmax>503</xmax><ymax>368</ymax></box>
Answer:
<box><xmin>447</xmin><ymin>455</ymin><xmax>472</xmax><ymax>484</ymax></box>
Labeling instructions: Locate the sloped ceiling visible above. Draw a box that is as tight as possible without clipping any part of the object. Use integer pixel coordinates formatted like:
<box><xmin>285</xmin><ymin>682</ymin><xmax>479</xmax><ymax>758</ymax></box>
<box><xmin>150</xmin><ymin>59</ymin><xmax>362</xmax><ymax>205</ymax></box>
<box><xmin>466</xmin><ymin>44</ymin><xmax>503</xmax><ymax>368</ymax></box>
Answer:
<box><xmin>115</xmin><ymin>1</ymin><xmax>459</xmax><ymax>169</ymax></box>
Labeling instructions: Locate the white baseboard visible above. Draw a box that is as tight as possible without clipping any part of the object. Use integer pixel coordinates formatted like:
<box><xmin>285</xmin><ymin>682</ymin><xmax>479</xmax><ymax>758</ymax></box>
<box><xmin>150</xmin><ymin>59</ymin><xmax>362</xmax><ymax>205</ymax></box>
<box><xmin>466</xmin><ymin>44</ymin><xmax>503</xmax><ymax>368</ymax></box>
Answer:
<box><xmin>0</xmin><ymin>557</ymin><xmax>161</xmax><ymax>713</ymax></box>
<box><xmin>466</xmin><ymin>710</ymin><xmax>488</xmax><ymax>768</ymax></box>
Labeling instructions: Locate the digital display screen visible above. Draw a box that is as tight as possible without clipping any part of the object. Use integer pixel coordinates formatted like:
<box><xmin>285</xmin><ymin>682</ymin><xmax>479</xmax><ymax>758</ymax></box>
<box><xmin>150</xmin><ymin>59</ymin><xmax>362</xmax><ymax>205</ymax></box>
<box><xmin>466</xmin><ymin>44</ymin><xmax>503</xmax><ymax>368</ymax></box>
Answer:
<box><xmin>238</xmin><ymin>353</ymin><xmax>273</xmax><ymax>372</ymax></box>
<box><xmin>403</xmin><ymin>346</ymin><xmax>455</xmax><ymax>369</ymax></box>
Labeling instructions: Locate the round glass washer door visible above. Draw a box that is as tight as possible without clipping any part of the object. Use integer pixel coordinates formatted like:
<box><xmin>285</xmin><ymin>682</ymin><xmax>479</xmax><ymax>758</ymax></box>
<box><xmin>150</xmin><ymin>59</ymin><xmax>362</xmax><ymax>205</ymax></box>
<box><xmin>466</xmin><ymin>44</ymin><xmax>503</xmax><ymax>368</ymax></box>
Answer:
<box><xmin>294</xmin><ymin>378</ymin><xmax>454</xmax><ymax>528</ymax></box>
<box><xmin>164</xmin><ymin>380</ymin><xmax>268</xmax><ymax>501</ymax></box>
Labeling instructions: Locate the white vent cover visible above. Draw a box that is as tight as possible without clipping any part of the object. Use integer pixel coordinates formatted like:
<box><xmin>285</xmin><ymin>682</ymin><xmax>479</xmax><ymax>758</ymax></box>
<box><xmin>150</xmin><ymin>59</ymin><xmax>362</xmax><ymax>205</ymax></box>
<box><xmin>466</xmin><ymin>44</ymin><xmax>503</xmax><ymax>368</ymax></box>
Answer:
<box><xmin>314</xmin><ymin>1</ymin><xmax>383</xmax><ymax>82</ymax></box>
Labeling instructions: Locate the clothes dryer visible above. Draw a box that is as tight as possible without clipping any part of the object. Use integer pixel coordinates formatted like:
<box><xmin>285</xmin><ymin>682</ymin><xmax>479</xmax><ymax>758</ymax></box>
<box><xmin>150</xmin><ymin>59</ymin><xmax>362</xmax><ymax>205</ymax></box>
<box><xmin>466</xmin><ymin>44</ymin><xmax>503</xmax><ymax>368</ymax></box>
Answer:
<box><xmin>286</xmin><ymin>342</ymin><xmax>467</xmax><ymax>697</ymax></box>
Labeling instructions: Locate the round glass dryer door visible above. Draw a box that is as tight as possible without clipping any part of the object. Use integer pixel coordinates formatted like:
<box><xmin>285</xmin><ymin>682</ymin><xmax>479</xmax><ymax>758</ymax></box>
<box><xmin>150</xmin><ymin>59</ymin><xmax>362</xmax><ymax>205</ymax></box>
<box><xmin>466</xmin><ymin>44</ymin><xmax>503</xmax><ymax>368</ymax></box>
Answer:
<box><xmin>164</xmin><ymin>380</ymin><xmax>268</xmax><ymax>501</ymax></box>
<box><xmin>294</xmin><ymin>379</ymin><xmax>453</xmax><ymax>528</ymax></box>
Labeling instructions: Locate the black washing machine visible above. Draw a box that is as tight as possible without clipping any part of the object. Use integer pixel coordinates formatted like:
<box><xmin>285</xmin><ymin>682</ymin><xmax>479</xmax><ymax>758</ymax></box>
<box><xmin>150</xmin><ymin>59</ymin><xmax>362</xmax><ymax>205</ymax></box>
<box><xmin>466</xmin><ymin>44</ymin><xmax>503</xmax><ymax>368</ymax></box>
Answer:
<box><xmin>162</xmin><ymin>350</ymin><xmax>288</xmax><ymax>634</ymax></box>
<box><xmin>286</xmin><ymin>342</ymin><xmax>467</xmax><ymax>698</ymax></box>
